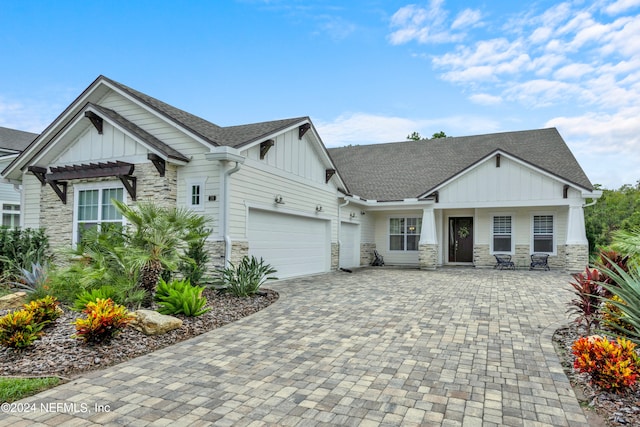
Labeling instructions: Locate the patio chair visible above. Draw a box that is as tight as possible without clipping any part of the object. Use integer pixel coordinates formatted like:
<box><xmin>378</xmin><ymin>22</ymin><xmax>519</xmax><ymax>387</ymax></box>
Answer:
<box><xmin>371</xmin><ymin>250</ymin><xmax>385</xmax><ymax>266</ymax></box>
<box><xmin>493</xmin><ymin>254</ymin><xmax>515</xmax><ymax>270</ymax></box>
<box><xmin>530</xmin><ymin>253</ymin><xmax>550</xmax><ymax>271</ymax></box>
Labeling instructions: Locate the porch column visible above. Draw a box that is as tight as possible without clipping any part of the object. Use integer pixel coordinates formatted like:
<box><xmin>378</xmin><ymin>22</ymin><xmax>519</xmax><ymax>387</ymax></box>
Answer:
<box><xmin>565</xmin><ymin>203</ymin><xmax>589</xmax><ymax>272</ymax></box>
<box><xmin>419</xmin><ymin>207</ymin><xmax>438</xmax><ymax>270</ymax></box>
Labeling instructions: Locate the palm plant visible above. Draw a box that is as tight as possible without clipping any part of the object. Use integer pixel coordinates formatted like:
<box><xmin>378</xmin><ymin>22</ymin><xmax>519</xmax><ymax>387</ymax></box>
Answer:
<box><xmin>112</xmin><ymin>200</ymin><xmax>209</xmax><ymax>302</ymax></box>
<box><xmin>611</xmin><ymin>227</ymin><xmax>640</xmax><ymax>266</ymax></box>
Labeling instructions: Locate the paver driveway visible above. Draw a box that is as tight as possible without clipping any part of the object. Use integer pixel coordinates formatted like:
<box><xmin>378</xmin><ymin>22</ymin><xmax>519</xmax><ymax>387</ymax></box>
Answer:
<box><xmin>0</xmin><ymin>268</ymin><xmax>588</xmax><ymax>426</ymax></box>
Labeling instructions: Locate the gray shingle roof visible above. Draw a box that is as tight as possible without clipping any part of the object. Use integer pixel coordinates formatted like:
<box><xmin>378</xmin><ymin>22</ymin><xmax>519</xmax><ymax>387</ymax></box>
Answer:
<box><xmin>0</xmin><ymin>126</ymin><xmax>38</xmax><ymax>152</ymax></box>
<box><xmin>89</xmin><ymin>103</ymin><xmax>190</xmax><ymax>162</ymax></box>
<box><xmin>327</xmin><ymin>128</ymin><xmax>593</xmax><ymax>201</ymax></box>
<box><xmin>102</xmin><ymin>76</ymin><xmax>307</xmax><ymax>148</ymax></box>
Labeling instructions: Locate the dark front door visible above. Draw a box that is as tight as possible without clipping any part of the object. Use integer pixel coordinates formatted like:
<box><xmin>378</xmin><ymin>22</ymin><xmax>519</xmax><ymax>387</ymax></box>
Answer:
<box><xmin>449</xmin><ymin>217</ymin><xmax>473</xmax><ymax>263</ymax></box>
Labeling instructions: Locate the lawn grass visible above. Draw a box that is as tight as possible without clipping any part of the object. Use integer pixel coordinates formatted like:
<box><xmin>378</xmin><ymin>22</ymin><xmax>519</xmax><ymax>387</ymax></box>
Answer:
<box><xmin>0</xmin><ymin>377</ymin><xmax>61</xmax><ymax>403</ymax></box>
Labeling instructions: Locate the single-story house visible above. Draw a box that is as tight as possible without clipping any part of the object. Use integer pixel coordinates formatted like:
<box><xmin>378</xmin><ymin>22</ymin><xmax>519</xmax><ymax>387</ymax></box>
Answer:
<box><xmin>1</xmin><ymin>76</ymin><xmax>601</xmax><ymax>277</ymax></box>
<box><xmin>0</xmin><ymin>126</ymin><xmax>38</xmax><ymax>227</ymax></box>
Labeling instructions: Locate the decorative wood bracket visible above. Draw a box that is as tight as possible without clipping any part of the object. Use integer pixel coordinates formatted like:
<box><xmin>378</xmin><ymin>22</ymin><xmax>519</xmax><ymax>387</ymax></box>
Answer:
<box><xmin>563</xmin><ymin>184</ymin><xmax>569</xmax><ymax>199</ymax></box>
<box><xmin>431</xmin><ymin>191</ymin><xmax>439</xmax><ymax>203</ymax></box>
<box><xmin>325</xmin><ymin>169</ymin><xmax>336</xmax><ymax>183</ymax></box>
<box><xmin>28</xmin><ymin>166</ymin><xmax>47</xmax><ymax>185</ymax></box>
<box><xmin>298</xmin><ymin>123</ymin><xmax>311</xmax><ymax>140</ymax></box>
<box><xmin>46</xmin><ymin>180</ymin><xmax>68</xmax><ymax>204</ymax></box>
<box><xmin>147</xmin><ymin>153</ymin><xmax>165</xmax><ymax>177</ymax></box>
<box><xmin>496</xmin><ymin>154</ymin><xmax>501</xmax><ymax>168</ymax></box>
<box><xmin>84</xmin><ymin>111</ymin><xmax>103</xmax><ymax>134</ymax></box>
<box><xmin>118</xmin><ymin>175</ymin><xmax>137</xmax><ymax>201</ymax></box>
<box><xmin>260</xmin><ymin>140</ymin><xmax>275</xmax><ymax>159</ymax></box>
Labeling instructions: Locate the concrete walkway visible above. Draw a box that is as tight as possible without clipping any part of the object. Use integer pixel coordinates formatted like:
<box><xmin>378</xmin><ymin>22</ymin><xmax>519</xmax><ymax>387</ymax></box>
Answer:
<box><xmin>1</xmin><ymin>268</ymin><xmax>588</xmax><ymax>426</ymax></box>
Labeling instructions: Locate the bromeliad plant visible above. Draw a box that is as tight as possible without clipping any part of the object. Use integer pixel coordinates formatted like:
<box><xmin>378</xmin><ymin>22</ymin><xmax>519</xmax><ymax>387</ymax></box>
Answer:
<box><xmin>72</xmin><ymin>298</ymin><xmax>133</xmax><ymax>344</ymax></box>
<box><xmin>155</xmin><ymin>278</ymin><xmax>210</xmax><ymax>317</ymax></box>
<box><xmin>214</xmin><ymin>256</ymin><xmax>277</xmax><ymax>297</ymax></box>
<box><xmin>567</xmin><ymin>267</ymin><xmax>604</xmax><ymax>335</ymax></box>
<box><xmin>572</xmin><ymin>335</ymin><xmax>640</xmax><ymax>392</ymax></box>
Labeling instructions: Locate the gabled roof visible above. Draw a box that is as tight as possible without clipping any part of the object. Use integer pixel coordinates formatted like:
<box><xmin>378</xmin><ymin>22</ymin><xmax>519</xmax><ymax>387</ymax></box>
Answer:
<box><xmin>327</xmin><ymin>128</ymin><xmax>593</xmax><ymax>201</ymax></box>
<box><xmin>88</xmin><ymin>103</ymin><xmax>189</xmax><ymax>162</ymax></box>
<box><xmin>101</xmin><ymin>76</ymin><xmax>307</xmax><ymax>148</ymax></box>
<box><xmin>0</xmin><ymin>126</ymin><xmax>38</xmax><ymax>153</ymax></box>
<box><xmin>3</xmin><ymin>76</ymin><xmax>327</xmax><ymax>180</ymax></box>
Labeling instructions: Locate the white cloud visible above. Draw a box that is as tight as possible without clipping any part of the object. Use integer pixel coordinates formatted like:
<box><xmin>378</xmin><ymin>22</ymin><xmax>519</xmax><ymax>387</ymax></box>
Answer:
<box><xmin>388</xmin><ymin>0</ymin><xmax>472</xmax><ymax>44</ymax></box>
<box><xmin>451</xmin><ymin>9</ymin><xmax>482</xmax><ymax>30</ymax></box>
<box><xmin>0</xmin><ymin>98</ymin><xmax>52</xmax><ymax>133</ymax></box>
<box><xmin>315</xmin><ymin>112</ymin><xmax>500</xmax><ymax>147</ymax></box>
<box><xmin>604</xmin><ymin>0</ymin><xmax>640</xmax><ymax>15</ymax></box>
<box><xmin>468</xmin><ymin>93</ymin><xmax>502</xmax><ymax>105</ymax></box>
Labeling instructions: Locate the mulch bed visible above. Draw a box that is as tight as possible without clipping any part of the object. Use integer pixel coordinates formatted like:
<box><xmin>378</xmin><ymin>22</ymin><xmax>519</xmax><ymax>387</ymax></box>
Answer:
<box><xmin>553</xmin><ymin>323</ymin><xmax>640</xmax><ymax>426</ymax></box>
<box><xmin>0</xmin><ymin>288</ymin><xmax>278</xmax><ymax>378</ymax></box>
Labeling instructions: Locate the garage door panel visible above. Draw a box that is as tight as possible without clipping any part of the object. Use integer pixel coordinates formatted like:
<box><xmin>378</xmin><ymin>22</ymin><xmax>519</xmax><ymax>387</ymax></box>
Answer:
<box><xmin>248</xmin><ymin>209</ymin><xmax>329</xmax><ymax>278</ymax></box>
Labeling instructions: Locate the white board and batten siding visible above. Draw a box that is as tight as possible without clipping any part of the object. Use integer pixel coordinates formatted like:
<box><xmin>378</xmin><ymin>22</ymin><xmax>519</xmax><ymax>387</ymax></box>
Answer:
<box><xmin>248</xmin><ymin>208</ymin><xmax>331</xmax><ymax>279</ymax></box>
<box><xmin>98</xmin><ymin>91</ymin><xmax>209</xmax><ymax>159</ymax></box>
<box><xmin>54</xmin><ymin>123</ymin><xmax>149</xmax><ymax>166</ymax></box>
<box><xmin>438</xmin><ymin>156</ymin><xmax>572</xmax><ymax>208</ymax></box>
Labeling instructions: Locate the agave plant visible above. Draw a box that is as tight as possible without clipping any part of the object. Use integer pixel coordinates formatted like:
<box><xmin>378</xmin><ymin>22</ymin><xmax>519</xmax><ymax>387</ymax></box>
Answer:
<box><xmin>598</xmin><ymin>263</ymin><xmax>640</xmax><ymax>344</ymax></box>
<box><xmin>214</xmin><ymin>256</ymin><xmax>277</xmax><ymax>297</ymax></box>
<box><xmin>10</xmin><ymin>262</ymin><xmax>48</xmax><ymax>294</ymax></box>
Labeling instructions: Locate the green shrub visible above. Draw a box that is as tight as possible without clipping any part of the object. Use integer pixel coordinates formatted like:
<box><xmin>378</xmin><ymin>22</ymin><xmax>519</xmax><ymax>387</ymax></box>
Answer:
<box><xmin>23</xmin><ymin>296</ymin><xmax>62</xmax><ymax>324</ymax></box>
<box><xmin>178</xmin><ymin>226</ymin><xmax>211</xmax><ymax>285</ymax></box>
<box><xmin>155</xmin><ymin>278</ymin><xmax>210</xmax><ymax>316</ymax></box>
<box><xmin>214</xmin><ymin>256</ymin><xmax>277</xmax><ymax>297</ymax></box>
<box><xmin>0</xmin><ymin>309</ymin><xmax>45</xmax><ymax>348</ymax></box>
<box><xmin>73</xmin><ymin>286</ymin><xmax>118</xmax><ymax>311</ymax></box>
<box><xmin>0</xmin><ymin>228</ymin><xmax>49</xmax><ymax>280</ymax></box>
<box><xmin>72</xmin><ymin>298</ymin><xmax>133</xmax><ymax>344</ymax></box>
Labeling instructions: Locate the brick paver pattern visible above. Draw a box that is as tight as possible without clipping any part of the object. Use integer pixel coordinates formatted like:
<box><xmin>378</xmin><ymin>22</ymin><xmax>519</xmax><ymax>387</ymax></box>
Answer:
<box><xmin>0</xmin><ymin>268</ymin><xmax>588</xmax><ymax>426</ymax></box>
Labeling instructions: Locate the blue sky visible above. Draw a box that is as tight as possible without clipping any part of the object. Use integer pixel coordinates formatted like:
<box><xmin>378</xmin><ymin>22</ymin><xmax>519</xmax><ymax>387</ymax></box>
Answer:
<box><xmin>1</xmin><ymin>0</ymin><xmax>639</xmax><ymax>189</ymax></box>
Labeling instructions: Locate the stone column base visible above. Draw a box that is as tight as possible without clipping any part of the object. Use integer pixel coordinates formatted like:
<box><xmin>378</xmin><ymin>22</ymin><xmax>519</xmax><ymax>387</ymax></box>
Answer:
<box><xmin>419</xmin><ymin>244</ymin><xmax>438</xmax><ymax>270</ymax></box>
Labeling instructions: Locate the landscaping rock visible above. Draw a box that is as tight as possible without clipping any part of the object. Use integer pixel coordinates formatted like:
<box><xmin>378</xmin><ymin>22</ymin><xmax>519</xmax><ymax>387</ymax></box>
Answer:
<box><xmin>0</xmin><ymin>291</ymin><xmax>27</xmax><ymax>310</ymax></box>
<box><xmin>129</xmin><ymin>309</ymin><xmax>183</xmax><ymax>336</ymax></box>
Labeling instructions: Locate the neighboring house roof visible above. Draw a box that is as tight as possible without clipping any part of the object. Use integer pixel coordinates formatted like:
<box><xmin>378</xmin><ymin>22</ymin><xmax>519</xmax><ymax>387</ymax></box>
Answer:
<box><xmin>0</xmin><ymin>126</ymin><xmax>38</xmax><ymax>153</ymax></box>
<box><xmin>328</xmin><ymin>128</ymin><xmax>594</xmax><ymax>201</ymax></box>
<box><xmin>101</xmin><ymin>76</ymin><xmax>307</xmax><ymax>148</ymax></box>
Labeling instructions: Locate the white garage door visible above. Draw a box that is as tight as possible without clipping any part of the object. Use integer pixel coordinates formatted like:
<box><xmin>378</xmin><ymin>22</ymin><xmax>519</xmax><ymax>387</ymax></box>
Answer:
<box><xmin>339</xmin><ymin>222</ymin><xmax>360</xmax><ymax>269</ymax></box>
<box><xmin>248</xmin><ymin>209</ymin><xmax>330</xmax><ymax>279</ymax></box>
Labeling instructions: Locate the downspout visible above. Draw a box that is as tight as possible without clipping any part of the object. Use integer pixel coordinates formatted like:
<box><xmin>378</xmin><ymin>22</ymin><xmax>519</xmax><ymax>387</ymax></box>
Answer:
<box><xmin>337</xmin><ymin>199</ymin><xmax>349</xmax><ymax>270</ymax></box>
<box><xmin>222</xmin><ymin>161</ymin><xmax>242</xmax><ymax>267</ymax></box>
<box><xmin>205</xmin><ymin>147</ymin><xmax>245</xmax><ymax>269</ymax></box>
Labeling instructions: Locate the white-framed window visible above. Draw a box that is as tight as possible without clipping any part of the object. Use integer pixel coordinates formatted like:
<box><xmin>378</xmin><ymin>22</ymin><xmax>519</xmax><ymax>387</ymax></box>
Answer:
<box><xmin>73</xmin><ymin>182</ymin><xmax>125</xmax><ymax>245</ymax></box>
<box><xmin>389</xmin><ymin>217</ymin><xmax>422</xmax><ymax>251</ymax></box>
<box><xmin>532</xmin><ymin>214</ymin><xmax>554</xmax><ymax>254</ymax></box>
<box><xmin>186</xmin><ymin>178</ymin><xmax>206</xmax><ymax>210</ymax></box>
<box><xmin>1</xmin><ymin>203</ymin><xmax>20</xmax><ymax>228</ymax></box>
<box><xmin>492</xmin><ymin>215</ymin><xmax>513</xmax><ymax>253</ymax></box>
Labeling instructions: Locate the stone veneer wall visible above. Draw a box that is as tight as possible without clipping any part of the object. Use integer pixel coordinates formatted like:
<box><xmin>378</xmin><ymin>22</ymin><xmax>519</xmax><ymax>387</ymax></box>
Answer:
<box><xmin>203</xmin><ymin>240</ymin><xmax>225</xmax><ymax>273</ymax></box>
<box><xmin>418</xmin><ymin>244</ymin><xmax>438</xmax><ymax>270</ymax></box>
<box><xmin>474</xmin><ymin>244</ymin><xmax>567</xmax><ymax>270</ymax></box>
<box><xmin>564</xmin><ymin>244</ymin><xmax>588</xmax><ymax>273</ymax></box>
<box><xmin>40</xmin><ymin>162</ymin><xmax>178</xmax><ymax>250</ymax></box>
<box><xmin>331</xmin><ymin>243</ymin><xmax>339</xmax><ymax>271</ymax></box>
<box><xmin>230</xmin><ymin>240</ymin><xmax>249</xmax><ymax>266</ymax></box>
<box><xmin>360</xmin><ymin>243</ymin><xmax>376</xmax><ymax>266</ymax></box>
